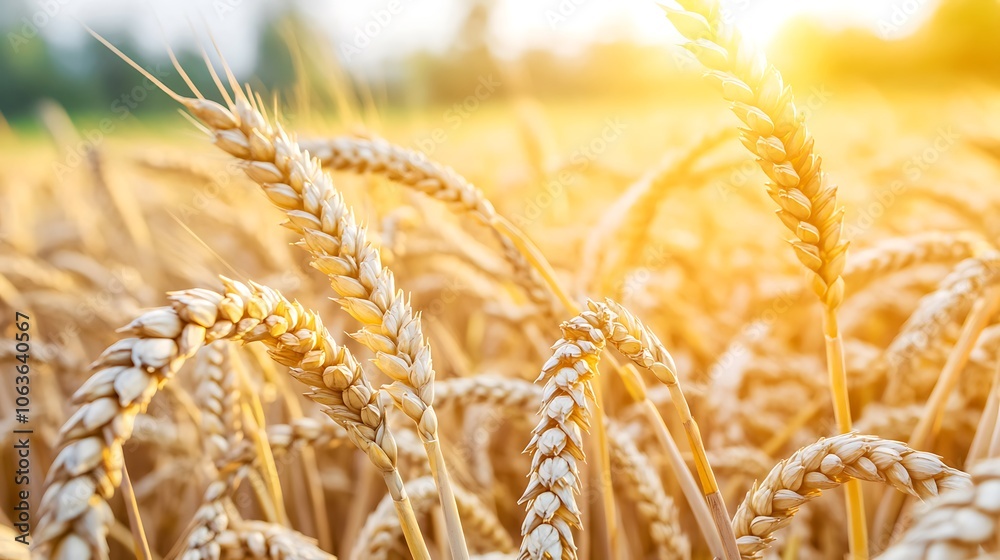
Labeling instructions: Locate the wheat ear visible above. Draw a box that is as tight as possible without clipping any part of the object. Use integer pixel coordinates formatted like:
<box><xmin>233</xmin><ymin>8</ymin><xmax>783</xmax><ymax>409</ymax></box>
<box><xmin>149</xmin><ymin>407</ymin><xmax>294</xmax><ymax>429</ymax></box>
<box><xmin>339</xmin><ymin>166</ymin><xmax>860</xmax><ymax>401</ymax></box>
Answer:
<box><xmin>304</xmin><ymin>135</ymin><xmax>557</xmax><ymax>318</ymax></box>
<box><xmin>519</xmin><ymin>300</ymin><xmax>730</xmax><ymax>559</ymax></box>
<box><xmin>732</xmin><ymin>433</ymin><xmax>970</xmax><ymax>560</ymax></box>
<box><xmin>177</xmin><ymin>464</ymin><xmax>334</xmax><ymax>560</ymax></box>
<box><xmin>877</xmin><ymin>457</ymin><xmax>1000</xmax><ymax>559</ymax></box>
<box><xmin>108</xmin><ymin>53</ymin><xmax>476</xmax><ymax>557</ymax></box>
<box><xmin>882</xmin><ymin>252</ymin><xmax>1000</xmax><ymax>402</ymax></box>
<box><xmin>843</xmin><ymin>231</ymin><xmax>990</xmax><ymax>293</ymax></box>
<box><xmin>194</xmin><ymin>341</ymin><xmax>244</xmax><ymax>465</ymax></box>
<box><xmin>32</xmin><ymin>278</ymin><xmax>426</xmax><ymax>560</ymax></box>
<box><xmin>600</xmin><ymin>299</ymin><xmax>734</xmax><ymax>550</ymax></box>
<box><xmin>660</xmin><ymin>2</ymin><xmax>861</xmax><ymax>555</ymax></box>
<box><xmin>876</xmin><ymin>282</ymin><xmax>1000</xmax><ymax>546</ymax></box>
<box><xmin>209</xmin><ymin>521</ymin><xmax>338</xmax><ymax>560</ymax></box>
<box><xmin>518</xmin><ymin>303</ymin><xmax>612</xmax><ymax>560</ymax></box>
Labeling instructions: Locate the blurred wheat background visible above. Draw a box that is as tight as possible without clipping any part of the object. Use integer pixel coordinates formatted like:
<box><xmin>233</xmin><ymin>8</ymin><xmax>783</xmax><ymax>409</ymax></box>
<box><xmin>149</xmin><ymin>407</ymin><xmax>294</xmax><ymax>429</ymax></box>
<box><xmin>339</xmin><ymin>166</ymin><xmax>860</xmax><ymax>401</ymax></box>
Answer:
<box><xmin>3</xmin><ymin>1</ymin><xmax>1000</xmax><ymax>559</ymax></box>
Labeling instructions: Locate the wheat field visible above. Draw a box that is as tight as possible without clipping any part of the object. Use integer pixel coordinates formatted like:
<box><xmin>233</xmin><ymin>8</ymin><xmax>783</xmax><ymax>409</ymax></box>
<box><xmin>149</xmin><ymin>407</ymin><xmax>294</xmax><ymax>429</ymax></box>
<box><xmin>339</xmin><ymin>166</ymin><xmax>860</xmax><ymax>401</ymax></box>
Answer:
<box><xmin>3</xmin><ymin>0</ymin><xmax>1000</xmax><ymax>559</ymax></box>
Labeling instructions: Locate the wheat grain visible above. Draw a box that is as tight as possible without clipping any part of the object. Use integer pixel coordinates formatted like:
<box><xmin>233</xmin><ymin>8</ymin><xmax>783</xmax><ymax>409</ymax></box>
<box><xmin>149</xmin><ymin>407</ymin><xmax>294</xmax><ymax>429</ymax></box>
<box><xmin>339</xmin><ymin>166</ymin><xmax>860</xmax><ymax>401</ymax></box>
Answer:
<box><xmin>878</xmin><ymin>457</ymin><xmax>1000</xmax><ymax>559</ymax></box>
<box><xmin>731</xmin><ymin>433</ymin><xmax>969</xmax><ymax>559</ymax></box>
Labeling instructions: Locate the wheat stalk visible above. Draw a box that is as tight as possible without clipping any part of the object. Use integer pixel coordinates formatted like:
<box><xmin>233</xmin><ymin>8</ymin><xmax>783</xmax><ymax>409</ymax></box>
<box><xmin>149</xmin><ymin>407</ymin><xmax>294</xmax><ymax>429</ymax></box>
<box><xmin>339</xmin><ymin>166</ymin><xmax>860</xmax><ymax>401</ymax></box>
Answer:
<box><xmin>732</xmin><ymin>433</ymin><xmax>970</xmax><ymax>559</ymax></box>
<box><xmin>618</xmin><ymin>365</ymin><xmax>724</xmax><ymax>557</ymax></box>
<box><xmin>354</xmin><ymin>476</ymin><xmax>514</xmax><ymax>560</ymax></box>
<box><xmin>598</xmin><ymin>298</ymin><xmax>734</xmax><ymax>553</ymax></box>
<box><xmin>104</xmin><ymin>57</ymin><xmax>478</xmax><ymax>556</ymax></box>
<box><xmin>32</xmin><ymin>277</ymin><xmax>427</xmax><ymax>560</ymax></box>
<box><xmin>303</xmin><ymin>135</ymin><xmax>557</xmax><ymax>318</ymax></box>
<box><xmin>882</xmin><ymin>252</ymin><xmax>1000</xmax><ymax>402</ymax></box>
<box><xmin>519</xmin><ymin>299</ymin><xmax>731</xmax><ymax>559</ymax></box>
<box><xmin>660</xmin><ymin>1</ymin><xmax>862</xmax><ymax>554</ymax></box>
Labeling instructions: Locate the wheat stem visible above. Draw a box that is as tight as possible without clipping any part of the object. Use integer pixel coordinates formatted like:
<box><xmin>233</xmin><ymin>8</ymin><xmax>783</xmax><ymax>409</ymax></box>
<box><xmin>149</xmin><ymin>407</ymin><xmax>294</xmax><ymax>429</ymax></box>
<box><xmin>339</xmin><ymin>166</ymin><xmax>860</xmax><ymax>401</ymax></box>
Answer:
<box><xmin>966</xmin><ymin>359</ymin><xmax>1000</xmax><ymax>465</ymax></box>
<box><xmin>120</xmin><ymin>463</ymin><xmax>152</xmax><ymax>560</ymax></box>
<box><xmin>874</xmin><ymin>285</ymin><xmax>1000</xmax><ymax>548</ymax></box>
<box><xmin>602</xmin><ymin>299</ymin><xmax>739</xmax><ymax>559</ymax></box>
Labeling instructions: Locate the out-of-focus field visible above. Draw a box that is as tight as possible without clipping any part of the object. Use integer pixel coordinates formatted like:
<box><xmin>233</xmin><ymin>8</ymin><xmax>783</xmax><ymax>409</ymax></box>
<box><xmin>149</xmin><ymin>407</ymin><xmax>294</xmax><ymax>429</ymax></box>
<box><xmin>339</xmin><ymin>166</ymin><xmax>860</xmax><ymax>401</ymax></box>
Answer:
<box><xmin>5</xmin><ymin>2</ymin><xmax>1000</xmax><ymax>557</ymax></box>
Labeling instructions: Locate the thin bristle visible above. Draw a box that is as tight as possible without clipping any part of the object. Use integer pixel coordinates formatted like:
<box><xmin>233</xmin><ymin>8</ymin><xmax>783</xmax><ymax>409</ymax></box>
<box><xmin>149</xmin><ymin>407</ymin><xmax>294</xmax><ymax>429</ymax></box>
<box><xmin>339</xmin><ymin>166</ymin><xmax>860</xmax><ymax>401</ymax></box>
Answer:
<box><xmin>82</xmin><ymin>23</ymin><xmax>184</xmax><ymax>102</ymax></box>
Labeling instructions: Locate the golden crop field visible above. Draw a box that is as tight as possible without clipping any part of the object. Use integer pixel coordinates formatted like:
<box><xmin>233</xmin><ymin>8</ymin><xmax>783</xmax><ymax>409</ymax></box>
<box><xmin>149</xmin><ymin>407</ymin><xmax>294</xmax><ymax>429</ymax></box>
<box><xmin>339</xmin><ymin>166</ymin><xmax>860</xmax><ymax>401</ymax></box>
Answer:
<box><xmin>3</xmin><ymin>0</ymin><xmax>1000</xmax><ymax>559</ymax></box>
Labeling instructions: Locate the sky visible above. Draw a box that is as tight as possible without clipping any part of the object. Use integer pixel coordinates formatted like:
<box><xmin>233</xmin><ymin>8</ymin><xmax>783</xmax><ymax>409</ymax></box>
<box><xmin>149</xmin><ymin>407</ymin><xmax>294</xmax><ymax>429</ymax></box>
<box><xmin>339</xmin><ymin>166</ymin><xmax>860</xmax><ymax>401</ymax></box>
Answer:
<box><xmin>3</xmin><ymin>0</ymin><xmax>941</xmax><ymax>73</ymax></box>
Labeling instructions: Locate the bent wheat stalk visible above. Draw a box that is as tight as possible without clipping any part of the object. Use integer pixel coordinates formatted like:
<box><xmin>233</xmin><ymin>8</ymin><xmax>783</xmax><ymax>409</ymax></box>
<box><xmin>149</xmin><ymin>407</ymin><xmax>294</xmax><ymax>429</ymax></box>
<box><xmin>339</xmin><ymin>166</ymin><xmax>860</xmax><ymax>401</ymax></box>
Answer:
<box><xmin>303</xmin><ymin>135</ymin><xmax>558</xmax><ymax>319</ymax></box>
<box><xmin>308</xmin><ymin>134</ymin><xmax>632</xmax><ymax>555</ymax></box>
<box><xmin>733</xmin><ymin>433</ymin><xmax>970</xmax><ymax>560</ymax></box>
<box><xmin>84</xmin><ymin>38</ymin><xmax>472</xmax><ymax>559</ymax></box>
<box><xmin>618</xmin><ymin>365</ymin><xmax>723</xmax><ymax>558</ymax></box>
<box><xmin>519</xmin><ymin>300</ymin><xmax>731</xmax><ymax>559</ymax></box>
<box><xmin>599</xmin><ymin>299</ymin><xmax>734</xmax><ymax>556</ymax></box>
<box><xmin>661</xmin><ymin>2</ymin><xmax>859</xmax><ymax>556</ymax></box>
<box><xmin>33</xmin><ymin>278</ymin><xmax>428</xmax><ymax>560</ymax></box>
